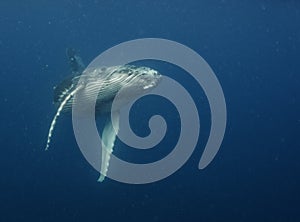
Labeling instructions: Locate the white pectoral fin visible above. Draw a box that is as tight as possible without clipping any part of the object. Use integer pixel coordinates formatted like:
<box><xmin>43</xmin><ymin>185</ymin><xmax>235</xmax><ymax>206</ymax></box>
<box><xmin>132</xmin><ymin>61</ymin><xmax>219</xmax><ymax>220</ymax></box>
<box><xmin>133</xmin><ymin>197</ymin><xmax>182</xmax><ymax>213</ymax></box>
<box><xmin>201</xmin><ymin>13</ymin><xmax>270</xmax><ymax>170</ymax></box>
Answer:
<box><xmin>98</xmin><ymin>112</ymin><xmax>120</xmax><ymax>182</ymax></box>
<box><xmin>45</xmin><ymin>85</ymin><xmax>83</xmax><ymax>151</ymax></box>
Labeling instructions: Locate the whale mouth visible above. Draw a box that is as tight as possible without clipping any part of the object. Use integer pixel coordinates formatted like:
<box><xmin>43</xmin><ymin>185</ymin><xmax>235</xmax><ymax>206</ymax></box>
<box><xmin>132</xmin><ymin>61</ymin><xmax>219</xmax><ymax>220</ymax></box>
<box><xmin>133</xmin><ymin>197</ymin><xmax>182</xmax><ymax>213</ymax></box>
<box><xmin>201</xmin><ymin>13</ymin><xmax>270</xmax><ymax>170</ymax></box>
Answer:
<box><xmin>140</xmin><ymin>70</ymin><xmax>161</xmax><ymax>90</ymax></box>
<box><xmin>143</xmin><ymin>84</ymin><xmax>154</xmax><ymax>90</ymax></box>
<box><xmin>143</xmin><ymin>73</ymin><xmax>161</xmax><ymax>89</ymax></box>
<box><xmin>141</xmin><ymin>75</ymin><xmax>160</xmax><ymax>91</ymax></box>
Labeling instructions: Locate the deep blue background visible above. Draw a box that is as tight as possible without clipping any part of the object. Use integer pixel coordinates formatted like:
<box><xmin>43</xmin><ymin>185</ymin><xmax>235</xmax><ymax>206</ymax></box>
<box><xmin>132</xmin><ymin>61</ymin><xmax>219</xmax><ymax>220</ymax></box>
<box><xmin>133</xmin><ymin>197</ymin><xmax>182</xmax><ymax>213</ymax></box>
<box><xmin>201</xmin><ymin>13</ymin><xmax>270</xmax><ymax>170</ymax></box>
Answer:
<box><xmin>1</xmin><ymin>0</ymin><xmax>299</xmax><ymax>221</ymax></box>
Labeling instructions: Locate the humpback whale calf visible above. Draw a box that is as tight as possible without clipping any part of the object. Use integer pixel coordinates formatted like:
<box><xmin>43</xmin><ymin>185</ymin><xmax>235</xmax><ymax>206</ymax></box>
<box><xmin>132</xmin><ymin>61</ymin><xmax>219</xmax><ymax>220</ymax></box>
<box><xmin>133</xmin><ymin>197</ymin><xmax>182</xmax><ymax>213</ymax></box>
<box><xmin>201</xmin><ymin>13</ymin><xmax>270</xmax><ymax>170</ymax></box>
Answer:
<box><xmin>45</xmin><ymin>48</ymin><xmax>161</xmax><ymax>182</ymax></box>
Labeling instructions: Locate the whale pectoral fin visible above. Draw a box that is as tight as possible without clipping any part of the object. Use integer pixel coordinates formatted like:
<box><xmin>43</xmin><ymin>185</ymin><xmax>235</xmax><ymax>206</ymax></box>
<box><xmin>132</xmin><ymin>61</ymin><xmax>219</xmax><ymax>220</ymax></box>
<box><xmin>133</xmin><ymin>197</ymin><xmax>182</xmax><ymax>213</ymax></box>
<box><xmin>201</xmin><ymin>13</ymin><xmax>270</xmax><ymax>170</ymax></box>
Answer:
<box><xmin>98</xmin><ymin>112</ymin><xmax>120</xmax><ymax>182</ymax></box>
<box><xmin>45</xmin><ymin>85</ymin><xmax>83</xmax><ymax>151</ymax></box>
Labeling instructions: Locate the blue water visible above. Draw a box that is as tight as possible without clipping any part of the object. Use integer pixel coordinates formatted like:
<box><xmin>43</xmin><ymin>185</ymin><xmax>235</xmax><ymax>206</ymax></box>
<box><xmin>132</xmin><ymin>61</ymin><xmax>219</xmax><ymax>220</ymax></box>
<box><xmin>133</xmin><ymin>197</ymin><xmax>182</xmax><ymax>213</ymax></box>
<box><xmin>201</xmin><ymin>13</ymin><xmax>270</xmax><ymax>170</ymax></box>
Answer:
<box><xmin>1</xmin><ymin>1</ymin><xmax>299</xmax><ymax>221</ymax></box>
